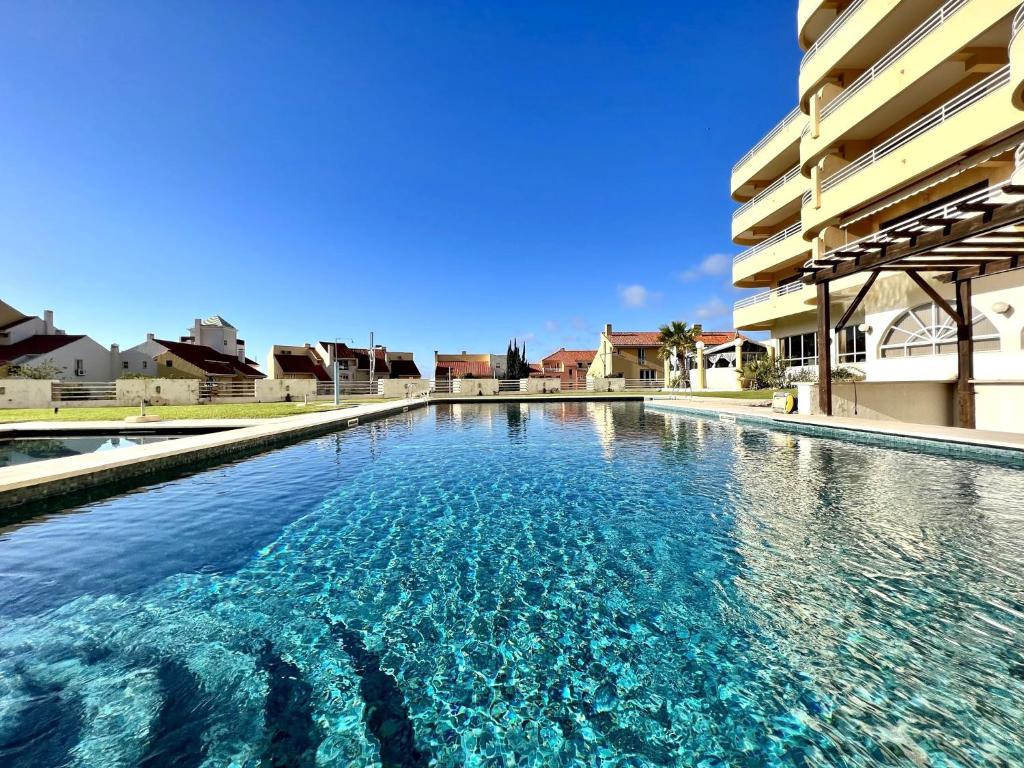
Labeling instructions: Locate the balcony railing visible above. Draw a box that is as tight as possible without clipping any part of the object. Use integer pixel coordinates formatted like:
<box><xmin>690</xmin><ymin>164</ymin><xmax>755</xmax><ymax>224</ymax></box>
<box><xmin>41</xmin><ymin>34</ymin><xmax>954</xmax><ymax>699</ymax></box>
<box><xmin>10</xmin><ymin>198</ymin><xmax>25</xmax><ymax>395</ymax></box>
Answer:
<box><xmin>731</xmin><ymin>108</ymin><xmax>802</xmax><ymax>175</ymax></box>
<box><xmin>733</xmin><ymin>223</ymin><xmax>803</xmax><ymax>265</ymax></box>
<box><xmin>820</xmin><ymin>66</ymin><xmax>1011</xmax><ymax>194</ymax></box>
<box><xmin>800</xmin><ymin>0</ymin><xmax>868</xmax><ymax>71</ymax></box>
<box><xmin>819</xmin><ymin>0</ymin><xmax>970</xmax><ymax>123</ymax></box>
<box><xmin>733</xmin><ymin>165</ymin><xmax>802</xmax><ymax>219</ymax></box>
<box><xmin>734</xmin><ymin>281</ymin><xmax>806</xmax><ymax>310</ymax></box>
<box><xmin>1015</xmin><ymin>3</ymin><xmax>1024</xmax><ymax>39</ymax></box>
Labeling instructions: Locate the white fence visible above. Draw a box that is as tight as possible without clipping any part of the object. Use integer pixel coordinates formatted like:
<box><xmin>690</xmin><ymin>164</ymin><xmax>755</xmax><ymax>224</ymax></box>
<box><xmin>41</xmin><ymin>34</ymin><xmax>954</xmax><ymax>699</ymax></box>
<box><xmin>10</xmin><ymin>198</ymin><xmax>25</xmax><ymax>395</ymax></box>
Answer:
<box><xmin>51</xmin><ymin>381</ymin><xmax>118</xmax><ymax>403</ymax></box>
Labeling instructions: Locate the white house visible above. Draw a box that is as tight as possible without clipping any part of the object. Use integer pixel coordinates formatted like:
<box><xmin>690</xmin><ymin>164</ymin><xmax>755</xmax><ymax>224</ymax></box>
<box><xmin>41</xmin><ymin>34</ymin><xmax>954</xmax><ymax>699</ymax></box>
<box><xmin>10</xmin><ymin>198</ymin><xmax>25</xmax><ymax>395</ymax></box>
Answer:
<box><xmin>0</xmin><ymin>300</ymin><xmax>117</xmax><ymax>380</ymax></box>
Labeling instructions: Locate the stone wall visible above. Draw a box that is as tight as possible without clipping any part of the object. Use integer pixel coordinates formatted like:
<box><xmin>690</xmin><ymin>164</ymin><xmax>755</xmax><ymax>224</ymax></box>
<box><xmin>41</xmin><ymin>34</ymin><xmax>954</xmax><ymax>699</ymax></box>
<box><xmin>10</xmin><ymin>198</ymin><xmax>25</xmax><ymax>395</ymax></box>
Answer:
<box><xmin>255</xmin><ymin>378</ymin><xmax>317</xmax><ymax>402</ymax></box>
<box><xmin>451</xmin><ymin>379</ymin><xmax>500</xmax><ymax>396</ymax></box>
<box><xmin>519</xmin><ymin>378</ymin><xmax>561</xmax><ymax>394</ymax></box>
<box><xmin>0</xmin><ymin>379</ymin><xmax>53</xmax><ymax>409</ymax></box>
<box><xmin>587</xmin><ymin>377</ymin><xmax>626</xmax><ymax>392</ymax></box>
<box><xmin>117</xmin><ymin>378</ymin><xmax>200</xmax><ymax>406</ymax></box>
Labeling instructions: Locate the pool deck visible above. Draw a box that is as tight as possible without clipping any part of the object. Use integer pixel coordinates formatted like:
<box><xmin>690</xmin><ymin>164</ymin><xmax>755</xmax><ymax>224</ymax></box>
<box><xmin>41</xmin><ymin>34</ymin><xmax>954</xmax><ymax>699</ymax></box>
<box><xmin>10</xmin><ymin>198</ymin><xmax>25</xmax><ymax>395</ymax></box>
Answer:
<box><xmin>645</xmin><ymin>396</ymin><xmax>1024</xmax><ymax>460</ymax></box>
<box><xmin>0</xmin><ymin>397</ymin><xmax>428</xmax><ymax>510</ymax></box>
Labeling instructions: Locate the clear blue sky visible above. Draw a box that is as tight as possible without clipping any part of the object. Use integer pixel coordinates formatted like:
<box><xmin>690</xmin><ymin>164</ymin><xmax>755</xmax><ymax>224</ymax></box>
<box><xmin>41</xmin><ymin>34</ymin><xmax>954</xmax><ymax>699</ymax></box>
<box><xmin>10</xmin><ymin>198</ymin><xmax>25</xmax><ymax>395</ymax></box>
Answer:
<box><xmin>1</xmin><ymin>1</ymin><xmax>801</xmax><ymax>370</ymax></box>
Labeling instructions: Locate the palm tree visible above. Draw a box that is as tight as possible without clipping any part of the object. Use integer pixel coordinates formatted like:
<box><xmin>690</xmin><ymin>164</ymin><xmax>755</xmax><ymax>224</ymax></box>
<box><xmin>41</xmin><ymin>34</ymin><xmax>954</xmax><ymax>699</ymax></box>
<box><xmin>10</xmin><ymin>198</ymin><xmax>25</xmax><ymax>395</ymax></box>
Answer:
<box><xmin>658</xmin><ymin>321</ymin><xmax>702</xmax><ymax>387</ymax></box>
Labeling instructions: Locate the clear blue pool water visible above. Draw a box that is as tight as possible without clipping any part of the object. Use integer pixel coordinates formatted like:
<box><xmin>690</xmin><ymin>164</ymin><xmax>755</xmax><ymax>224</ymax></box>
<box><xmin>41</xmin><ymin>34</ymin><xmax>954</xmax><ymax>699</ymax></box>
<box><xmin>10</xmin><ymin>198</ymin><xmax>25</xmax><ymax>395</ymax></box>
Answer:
<box><xmin>1</xmin><ymin>402</ymin><xmax>1023</xmax><ymax>767</ymax></box>
<box><xmin>0</xmin><ymin>434</ymin><xmax>176</xmax><ymax>467</ymax></box>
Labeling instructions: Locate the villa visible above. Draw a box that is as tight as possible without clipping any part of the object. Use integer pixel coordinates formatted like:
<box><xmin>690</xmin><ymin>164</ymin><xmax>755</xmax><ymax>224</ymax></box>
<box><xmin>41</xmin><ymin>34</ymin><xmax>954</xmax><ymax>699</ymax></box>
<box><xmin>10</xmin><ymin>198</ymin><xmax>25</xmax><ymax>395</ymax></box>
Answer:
<box><xmin>434</xmin><ymin>351</ymin><xmax>508</xmax><ymax>380</ymax></box>
<box><xmin>0</xmin><ymin>300</ymin><xmax>118</xmax><ymax>380</ymax></box>
<box><xmin>121</xmin><ymin>316</ymin><xmax>264</xmax><ymax>381</ymax></box>
<box><xmin>586</xmin><ymin>324</ymin><xmax>757</xmax><ymax>388</ymax></box>
<box><xmin>731</xmin><ymin>1</ymin><xmax>1024</xmax><ymax>431</ymax></box>
<box><xmin>538</xmin><ymin>348</ymin><xmax>596</xmax><ymax>387</ymax></box>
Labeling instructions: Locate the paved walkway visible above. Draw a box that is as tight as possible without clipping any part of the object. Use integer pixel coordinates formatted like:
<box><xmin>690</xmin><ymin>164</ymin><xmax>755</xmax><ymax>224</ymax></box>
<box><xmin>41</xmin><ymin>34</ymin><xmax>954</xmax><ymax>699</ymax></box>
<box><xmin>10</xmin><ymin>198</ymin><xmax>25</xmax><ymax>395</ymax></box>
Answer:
<box><xmin>0</xmin><ymin>398</ymin><xmax>427</xmax><ymax>509</ymax></box>
<box><xmin>646</xmin><ymin>397</ymin><xmax>1024</xmax><ymax>453</ymax></box>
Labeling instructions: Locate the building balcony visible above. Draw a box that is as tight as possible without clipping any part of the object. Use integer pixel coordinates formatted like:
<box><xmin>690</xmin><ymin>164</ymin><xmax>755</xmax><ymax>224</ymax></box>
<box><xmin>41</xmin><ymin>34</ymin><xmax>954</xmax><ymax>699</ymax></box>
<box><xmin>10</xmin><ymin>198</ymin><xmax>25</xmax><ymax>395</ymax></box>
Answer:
<box><xmin>731</xmin><ymin>108</ymin><xmax>805</xmax><ymax>202</ymax></box>
<box><xmin>799</xmin><ymin>0</ymin><xmax>854</xmax><ymax>50</ymax></box>
<box><xmin>803</xmin><ymin>66</ymin><xmax>1019</xmax><ymax>238</ymax></box>
<box><xmin>733</xmin><ymin>282</ymin><xmax>816</xmax><ymax>331</ymax></box>
<box><xmin>1012</xmin><ymin>4</ymin><xmax>1024</xmax><ymax>109</ymax></box>
<box><xmin>801</xmin><ymin>0</ymin><xmax>1016</xmax><ymax>176</ymax></box>
<box><xmin>731</xmin><ymin>166</ymin><xmax>807</xmax><ymax>245</ymax></box>
<box><xmin>732</xmin><ymin>224</ymin><xmax>810</xmax><ymax>288</ymax></box>
<box><xmin>799</xmin><ymin>0</ymin><xmax>943</xmax><ymax>111</ymax></box>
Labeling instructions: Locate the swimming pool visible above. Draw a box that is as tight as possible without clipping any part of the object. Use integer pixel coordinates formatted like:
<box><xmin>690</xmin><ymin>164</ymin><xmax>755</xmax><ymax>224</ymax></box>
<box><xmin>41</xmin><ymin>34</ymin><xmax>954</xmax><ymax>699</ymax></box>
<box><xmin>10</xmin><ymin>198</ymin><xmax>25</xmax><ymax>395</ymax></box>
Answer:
<box><xmin>0</xmin><ymin>434</ymin><xmax>177</xmax><ymax>467</ymax></box>
<box><xmin>1</xmin><ymin>401</ymin><xmax>1022</xmax><ymax>766</ymax></box>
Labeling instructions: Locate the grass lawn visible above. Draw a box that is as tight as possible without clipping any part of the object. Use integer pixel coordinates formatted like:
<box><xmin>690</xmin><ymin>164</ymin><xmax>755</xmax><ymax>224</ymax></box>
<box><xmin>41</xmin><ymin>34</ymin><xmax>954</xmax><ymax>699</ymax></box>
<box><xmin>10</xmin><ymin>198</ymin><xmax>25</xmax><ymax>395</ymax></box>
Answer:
<box><xmin>686</xmin><ymin>389</ymin><xmax>793</xmax><ymax>399</ymax></box>
<box><xmin>0</xmin><ymin>402</ymin><xmax>367</xmax><ymax>423</ymax></box>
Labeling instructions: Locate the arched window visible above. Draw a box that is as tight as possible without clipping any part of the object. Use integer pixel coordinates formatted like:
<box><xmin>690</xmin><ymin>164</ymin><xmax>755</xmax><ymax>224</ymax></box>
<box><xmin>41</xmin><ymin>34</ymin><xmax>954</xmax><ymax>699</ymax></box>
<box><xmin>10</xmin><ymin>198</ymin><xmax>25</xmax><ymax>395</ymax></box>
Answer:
<box><xmin>880</xmin><ymin>302</ymin><xmax>1000</xmax><ymax>358</ymax></box>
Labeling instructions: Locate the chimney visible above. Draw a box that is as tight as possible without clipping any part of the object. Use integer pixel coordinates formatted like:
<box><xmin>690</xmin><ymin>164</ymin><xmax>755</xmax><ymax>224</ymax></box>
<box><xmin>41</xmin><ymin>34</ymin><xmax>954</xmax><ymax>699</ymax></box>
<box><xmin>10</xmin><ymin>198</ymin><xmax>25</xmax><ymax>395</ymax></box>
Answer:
<box><xmin>461</xmin><ymin>350</ymin><xmax>467</xmax><ymax>355</ymax></box>
<box><xmin>146</xmin><ymin>332</ymin><xmax>155</xmax><ymax>342</ymax></box>
<box><xmin>110</xmin><ymin>343</ymin><xmax>120</xmax><ymax>354</ymax></box>
<box><xmin>44</xmin><ymin>310</ymin><xmax>54</xmax><ymax>334</ymax></box>
<box><xmin>604</xmin><ymin>323</ymin><xmax>612</xmax><ymax>336</ymax></box>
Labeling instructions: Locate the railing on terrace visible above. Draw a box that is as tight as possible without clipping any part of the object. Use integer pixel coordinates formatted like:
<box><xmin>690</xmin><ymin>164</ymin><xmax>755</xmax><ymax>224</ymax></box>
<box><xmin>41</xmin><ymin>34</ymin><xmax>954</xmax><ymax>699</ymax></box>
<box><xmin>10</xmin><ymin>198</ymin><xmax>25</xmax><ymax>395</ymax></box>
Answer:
<box><xmin>731</xmin><ymin>108</ymin><xmax>802</xmax><ymax>175</ymax></box>
<box><xmin>818</xmin><ymin>0</ymin><xmax>970</xmax><ymax>124</ymax></box>
<box><xmin>200</xmin><ymin>380</ymin><xmax>255</xmax><ymax>399</ymax></box>
<box><xmin>733</xmin><ymin>281</ymin><xmax>807</xmax><ymax>310</ymax></box>
<box><xmin>733</xmin><ymin>223</ymin><xmax>803</xmax><ymax>265</ymax></box>
<box><xmin>820</xmin><ymin>66</ymin><xmax>1011</xmax><ymax>194</ymax></box>
<box><xmin>806</xmin><ymin>182</ymin><xmax>1014</xmax><ymax>268</ymax></box>
<box><xmin>1014</xmin><ymin>3</ymin><xmax>1024</xmax><ymax>39</ymax></box>
<box><xmin>733</xmin><ymin>165</ymin><xmax>803</xmax><ymax>219</ymax></box>
<box><xmin>51</xmin><ymin>381</ymin><xmax>117</xmax><ymax>401</ymax></box>
<box><xmin>800</xmin><ymin>0</ymin><xmax>868</xmax><ymax>71</ymax></box>
<box><xmin>430</xmin><ymin>378</ymin><xmax>665</xmax><ymax>393</ymax></box>
<box><xmin>622</xmin><ymin>378</ymin><xmax>664</xmax><ymax>390</ymax></box>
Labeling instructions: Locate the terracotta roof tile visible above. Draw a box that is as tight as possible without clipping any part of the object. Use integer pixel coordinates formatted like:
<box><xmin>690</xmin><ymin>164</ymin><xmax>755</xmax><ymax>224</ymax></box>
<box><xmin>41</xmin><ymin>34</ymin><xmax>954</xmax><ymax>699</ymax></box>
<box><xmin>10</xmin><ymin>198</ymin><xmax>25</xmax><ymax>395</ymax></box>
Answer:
<box><xmin>434</xmin><ymin>360</ymin><xmax>494</xmax><ymax>378</ymax></box>
<box><xmin>388</xmin><ymin>358</ymin><xmax>421</xmax><ymax>377</ymax></box>
<box><xmin>541</xmin><ymin>348</ymin><xmax>596</xmax><ymax>365</ymax></box>
<box><xmin>607</xmin><ymin>330</ymin><xmax>742</xmax><ymax>348</ymax></box>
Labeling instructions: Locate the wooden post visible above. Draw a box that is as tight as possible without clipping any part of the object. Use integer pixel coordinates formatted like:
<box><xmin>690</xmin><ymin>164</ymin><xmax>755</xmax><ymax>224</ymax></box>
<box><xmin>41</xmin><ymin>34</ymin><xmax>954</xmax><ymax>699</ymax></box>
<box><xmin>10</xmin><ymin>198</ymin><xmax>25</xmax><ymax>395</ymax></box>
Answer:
<box><xmin>817</xmin><ymin>281</ymin><xmax>832</xmax><ymax>416</ymax></box>
<box><xmin>955</xmin><ymin>278</ymin><xmax>975</xmax><ymax>429</ymax></box>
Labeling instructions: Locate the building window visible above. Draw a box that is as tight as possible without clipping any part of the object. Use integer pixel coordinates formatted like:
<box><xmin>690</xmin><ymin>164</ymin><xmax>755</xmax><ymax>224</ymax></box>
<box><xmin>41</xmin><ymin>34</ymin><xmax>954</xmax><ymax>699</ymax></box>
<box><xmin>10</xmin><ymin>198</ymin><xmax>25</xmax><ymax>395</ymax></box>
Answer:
<box><xmin>639</xmin><ymin>369</ymin><xmax>658</xmax><ymax>381</ymax></box>
<box><xmin>122</xmin><ymin>361</ymin><xmax>129</xmax><ymax>369</ymax></box>
<box><xmin>74</xmin><ymin>359</ymin><xmax>85</xmax><ymax>376</ymax></box>
<box><xmin>880</xmin><ymin>302</ymin><xmax>1000</xmax><ymax>358</ymax></box>
<box><xmin>637</xmin><ymin>348</ymin><xmax>646</xmax><ymax>364</ymax></box>
<box><xmin>837</xmin><ymin>326</ymin><xmax>866</xmax><ymax>363</ymax></box>
<box><xmin>143</xmin><ymin>360</ymin><xmax>148</xmax><ymax>369</ymax></box>
<box><xmin>780</xmin><ymin>332</ymin><xmax>817</xmax><ymax>367</ymax></box>
<box><xmin>166</xmin><ymin>359</ymin><xmax>173</xmax><ymax>367</ymax></box>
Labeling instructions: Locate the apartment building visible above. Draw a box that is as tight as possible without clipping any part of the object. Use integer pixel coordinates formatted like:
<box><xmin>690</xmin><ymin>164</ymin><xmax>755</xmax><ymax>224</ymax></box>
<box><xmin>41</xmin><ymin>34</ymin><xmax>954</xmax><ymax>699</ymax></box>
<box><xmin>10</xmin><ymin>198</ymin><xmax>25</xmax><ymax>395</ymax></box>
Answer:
<box><xmin>270</xmin><ymin>342</ymin><xmax>420</xmax><ymax>382</ymax></box>
<box><xmin>731</xmin><ymin>1</ymin><xmax>1024</xmax><ymax>426</ymax></box>
<box><xmin>433</xmin><ymin>352</ymin><xmax>508</xmax><ymax>380</ymax></box>
<box><xmin>539</xmin><ymin>348</ymin><xmax>596</xmax><ymax>387</ymax></box>
<box><xmin>0</xmin><ymin>300</ymin><xmax>118</xmax><ymax>380</ymax></box>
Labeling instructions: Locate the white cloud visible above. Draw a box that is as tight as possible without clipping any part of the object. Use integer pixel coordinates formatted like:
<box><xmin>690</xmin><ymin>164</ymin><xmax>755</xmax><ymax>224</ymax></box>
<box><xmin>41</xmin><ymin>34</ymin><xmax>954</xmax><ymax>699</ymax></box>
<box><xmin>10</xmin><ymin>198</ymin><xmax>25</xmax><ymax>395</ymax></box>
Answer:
<box><xmin>694</xmin><ymin>296</ymin><xmax>730</xmax><ymax>323</ymax></box>
<box><xmin>679</xmin><ymin>253</ymin><xmax>731</xmax><ymax>282</ymax></box>
<box><xmin>619</xmin><ymin>284</ymin><xmax>651</xmax><ymax>308</ymax></box>
<box><xmin>544</xmin><ymin>320</ymin><xmax>559</xmax><ymax>332</ymax></box>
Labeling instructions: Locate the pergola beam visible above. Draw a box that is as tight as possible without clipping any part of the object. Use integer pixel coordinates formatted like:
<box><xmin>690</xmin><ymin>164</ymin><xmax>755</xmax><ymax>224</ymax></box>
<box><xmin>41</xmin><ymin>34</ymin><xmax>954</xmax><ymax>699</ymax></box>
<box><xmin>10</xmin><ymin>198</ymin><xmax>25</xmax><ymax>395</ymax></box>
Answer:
<box><xmin>906</xmin><ymin>271</ymin><xmax>963</xmax><ymax>326</ymax></box>
<box><xmin>834</xmin><ymin>271</ymin><xmax>878</xmax><ymax>332</ymax></box>
<box><xmin>817</xmin><ymin>282</ymin><xmax>832</xmax><ymax>416</ymax></box>
<box><xmin>806</xmin><ymin>198</ymin><xmax>1024</xmax><ymax>283</ymax></box>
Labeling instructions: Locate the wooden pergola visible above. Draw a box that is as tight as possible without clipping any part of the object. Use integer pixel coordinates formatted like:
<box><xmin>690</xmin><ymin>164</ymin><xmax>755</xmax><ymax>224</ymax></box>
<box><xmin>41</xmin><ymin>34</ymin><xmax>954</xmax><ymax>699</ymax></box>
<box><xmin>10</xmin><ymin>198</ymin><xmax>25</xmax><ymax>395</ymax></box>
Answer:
<box><xmin>802</xmin><ymin>182</ymin><xmax>1024</xmax><ymax>428</ymax></box>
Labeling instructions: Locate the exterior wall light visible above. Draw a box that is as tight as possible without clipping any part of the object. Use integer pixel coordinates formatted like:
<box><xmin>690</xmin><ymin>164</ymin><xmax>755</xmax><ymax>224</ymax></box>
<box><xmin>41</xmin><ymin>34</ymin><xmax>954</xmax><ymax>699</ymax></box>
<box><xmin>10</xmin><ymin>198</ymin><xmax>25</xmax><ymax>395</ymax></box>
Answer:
<box><xmin>857</xmin><ymin>323</ymin><xmax>871</xmax><ymax>333</ymax></box>
<box><xmin>991</xmin><ymin>301</ymin><xmax>1011</xmax><ymax>315</ymax></box>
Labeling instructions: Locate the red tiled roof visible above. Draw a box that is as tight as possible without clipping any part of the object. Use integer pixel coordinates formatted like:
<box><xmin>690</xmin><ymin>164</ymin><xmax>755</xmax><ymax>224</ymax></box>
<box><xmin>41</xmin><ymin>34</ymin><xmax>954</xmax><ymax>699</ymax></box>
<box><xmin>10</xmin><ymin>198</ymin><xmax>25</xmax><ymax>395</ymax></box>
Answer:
<box><xmin>351</xmin><ymin>348</ymin><xmax>389</xmax><ymax>374</ymax></box>
<box><xmin>697</xmin><ymin>331</ymin><xmax>744</xmax><ymax>347</ymax></box>
<box><xmin>273</xmin><ymin>353</ymin><xmax>331</xmax><ymax>381</ymax></box>
<box><xmin>434</xmin><ymin>360</ymin><xmax>494</xmax><ymax>379</ymax></box>
<box><xmin>156</xmin><ymin>339</ymin><xmax>265</xmax><ymax>378</ymax></box>
<box><xmin>0</xmin><ymin>334</ymin><xmax>84</xmax><ymax>364</ymax></box>
<box><xmin>541</xmin><ymin>348</ymin><xmax>597</xmax><ymax>365</ymax></box>
<box><xmin>0</xmin><ymin>315</ymin><xmax>36</xmax><ymax>332</ymax></box>
<box><xmin>388</xmin><ymin>358</ymin><xmax>421</xmax><ymax>377</ymax></box>
<box><xmin>607</xmin><ymin>331</ymin><xmax>661</xmax><ymax>347</ymax></box>
<box><xmin>608</xmin><ymin>330</ymin><xmax>743</xmax><ymax>348</ymax></box>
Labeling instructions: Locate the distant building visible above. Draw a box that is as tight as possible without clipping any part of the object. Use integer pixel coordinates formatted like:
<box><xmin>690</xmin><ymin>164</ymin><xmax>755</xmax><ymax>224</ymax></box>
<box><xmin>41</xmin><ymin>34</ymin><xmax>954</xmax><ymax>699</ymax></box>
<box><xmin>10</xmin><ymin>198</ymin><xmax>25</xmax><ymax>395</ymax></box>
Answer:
<box><xmin>587</xmin><ymin>324</ymin><xmax>746</xmax><ymax>382</ymax></box>
<box><xmin>121</xmin><ymin>316</ymin><xmax>264</xmax><ymax>380</ymax></box>
<box><xmin>538</xmin><ymin>348</ymin><xmax>596</xmax><ymax>386</ymax></box>
<box><xmin>433</xmin><ymin>351</ymin><xmax>507</xmax><ymax>380</ymax></box>
<box><xmin>0</xmin><ymin>300</ymin><xmax>117</xmax><ymax>380</ymax></box>
<box><xmin>269</xmin><ymin>341</ymin><xmax>420</xmax><ymax>382</ymax></box>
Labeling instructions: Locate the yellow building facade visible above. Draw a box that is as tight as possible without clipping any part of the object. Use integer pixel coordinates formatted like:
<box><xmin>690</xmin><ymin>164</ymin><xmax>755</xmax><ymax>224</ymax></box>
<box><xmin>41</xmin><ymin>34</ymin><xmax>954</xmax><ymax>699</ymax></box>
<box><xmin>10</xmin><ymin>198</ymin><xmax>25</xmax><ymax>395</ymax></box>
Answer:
<box><xmin>732</xmin><ymin>1</ymin><xmax>1024</xmax><ymax>388</ymax></box>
